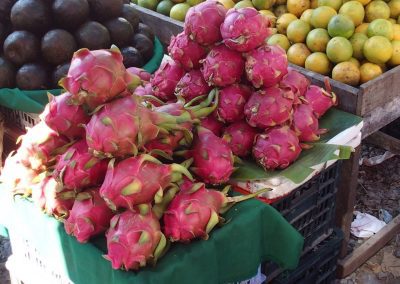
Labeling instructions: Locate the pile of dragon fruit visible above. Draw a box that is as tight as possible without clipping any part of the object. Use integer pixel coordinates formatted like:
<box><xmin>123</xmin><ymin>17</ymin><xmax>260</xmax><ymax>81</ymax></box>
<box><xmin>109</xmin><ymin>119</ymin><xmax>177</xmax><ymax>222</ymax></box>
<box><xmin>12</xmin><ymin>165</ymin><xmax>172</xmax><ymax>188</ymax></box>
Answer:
<box><xmin>1</xmin><ymin>2</ymin><xmax>338</xmax><ymax>272</ymax></box>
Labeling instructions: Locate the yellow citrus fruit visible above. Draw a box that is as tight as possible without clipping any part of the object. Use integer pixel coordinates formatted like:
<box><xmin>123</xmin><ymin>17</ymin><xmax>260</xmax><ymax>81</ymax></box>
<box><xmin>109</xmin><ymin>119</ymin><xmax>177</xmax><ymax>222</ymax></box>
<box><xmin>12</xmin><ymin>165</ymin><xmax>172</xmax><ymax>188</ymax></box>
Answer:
<box><xmin>359</xmin><ymin>62</ymin><xmax>383</xmax><ymax>83</ymax></box>
<box><xmin>332</xmin><ymin>61</ymin><xmax>360</xmax><ymax>85</ymax></box>
<box><xmin>252</xmin><ymin>0</ymin><xmax>276</xmax><ymax>10</ymax></box>
<box><xmin>287</xmin><ymin>20</ymin><xmax>311</xmax><ymax>43</ymax></box>
<box><xmin>349</xmin><ymin>33</ymin><xmax>368</xmax><ymax>60</ymax></box>
<box><xmin>259</xmin><ymin>10</ymin><xmax>277</xmax><ymax>27</ymax></box>
<box><xmin>170</xmin><ymin>3</ymin><xmax>191</xmax><ymax>20</ymax></box>
<box><xmin>339</xmin><ymin>1</ymin><xmax>365</xmax><ymax>26</ymax></box>
<box><xmin>287</xmin><ymin>0</ymin><xmax>310</xmax><ymax>17</ymax></box>
<box><xmin>398</xmin><ymin>15</ymin><xmax>400</xmax><ymax>23</ymax></box>
<box><xmin>306</xmin><ymin>28</ymin><xmax>331</xmax><ymax>51</ymax></box>
<box><xmin>305</xmin><ymin>52</ymin><xmax>332</xmax><ymax>74</ymax></box>
<box><xmin>389</xmin><ymin>0</ymin><xmax>400</xmax><ymax>18</ymax></box>
<box><xmin>348</xmin><ymin>57</ymin><xmax>361</xmax><ymax>68</ymax></box>
<box><xmin>393</xmin><ymin>24</ymin><xmax>400</xmax><ymax>40</ymax></box>
<box><xmin>187</xmin><ymin>0</ymin><xmax>203</xmax><ymax>5</ymax></box>
<box><xmin>234</xmin><ymin>0</ymin><xmax>254</xmax><ymax>7</ymax></box>
<box><xmin>318</xmin><ymin>0</ymin><xmax>343</xmax><ymax>11</ymax></box>
<box><xmin>300</xmin><ymin>9</ymin><xmax>314</xmax><ymax>24</ymax></box>
<box><xmin>326</xmin><ymin>36</ymin><xmax>353</xmax><ymax>63</ymax></box>
<box><xmin>367</xmin><ymin>19</ymin><xmax>394</xmax><ymax>40</ymax></box>
<box><xmin>327</xmin><ymin>14</ymin><xmax>355</xmax><ymax>38</ymax></box>
<box><xmin>352</xmin><ymin>0</ymin><xmax>371</xmax><ymax>5</ymax></box>
<box><xmin>310</xmin><ymin>6</ymin><xmax>337</xmax><ymax>28</ymax></box>
<box><xmin>388</xmin><ymin>40</ymin><xmax>400</xmax><ymax>65</ymax></box>
<box><xmin>287</xmin><ymin>43</ymin><xmax>312</xmax><ymax>66</ymax></box>
<box><xmin>267</xmin><ymin>34</ymin><xmax>291</xmax><ymax>51</ymax></box>
<box><xmin>363</xmin><ymin>35</ymin><xmax>393</xmax><ymax>63</ymax></box>
<box><xmin>365</xmin><ymin>1</ymin><xmax>390</xmax><ymax>22</ymax></box>
<box><xmin>274</xmin><ymin>4</ymin><xmax>288</xmax><ymax>17</ymax></box>
<box><xmin>218</xmin><ymin>0</ymin><xmax>236</xmax><ymax>8</ymax></box>
<box><xmin>276</xmin><ymin>13</ymin><xmax>298</xmax><ymax>34</ymax></box>
<box><xmin>311</xmin><ymin>0</ymin><xmax>319</xmax><ymax>7</ymax></box>
<box><xmin>355</xmin><ymin>23</ymin><xmax>369</xmax><ymax>35</ymax></box>
<box><xmin>389</xmin><ymin>18</ymin><xmax>397</xmax><ymax>25</ymax></box>
<box><xmin>269</xmin><ymin>27</ymin><xmax>278</xmax><ymax>34</ymax></box>
<box><xmin>138</xmin><ymin>0</ymin><xmax>159</xmax><ymax>9</ymax></box>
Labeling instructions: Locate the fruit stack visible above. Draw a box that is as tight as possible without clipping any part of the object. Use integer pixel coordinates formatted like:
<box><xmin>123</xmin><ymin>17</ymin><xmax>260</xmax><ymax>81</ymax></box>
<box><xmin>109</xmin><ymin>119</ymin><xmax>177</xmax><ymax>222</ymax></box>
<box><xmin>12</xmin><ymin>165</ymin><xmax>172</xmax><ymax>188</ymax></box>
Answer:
<box><xmin>2</xmin><ymin>3</ymin><xmax>338</xmax><ymax>271</ymax></box>
<box><xmin>0</xmin><ymin>0</ymin><xmax>156</xmax><ymax>90</ymax></box>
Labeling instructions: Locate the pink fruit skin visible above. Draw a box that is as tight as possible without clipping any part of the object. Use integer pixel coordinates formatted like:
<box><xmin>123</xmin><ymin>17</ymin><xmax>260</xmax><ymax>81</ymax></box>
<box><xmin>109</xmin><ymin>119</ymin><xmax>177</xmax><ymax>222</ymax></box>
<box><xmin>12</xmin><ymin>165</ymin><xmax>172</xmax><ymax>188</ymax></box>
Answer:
<box><xmin>168</xmin><ymin>32</ymin><xmax>207</xmax><ymax>70</ymax></box>
<box><xmin>244</xmin><ymin>86</ymin><xmax>294</xmax><ymax>129</ymax></box>
<box><xmin>216</xmin><ymin>84</ymin><xmax>251</xmax><ymax>123</ymax></box>
<box><xmin>253</xmin><ymin>126</ymin><xmax>302</xmax><ymax>170</ymax></box>
<box><xmin>184</xmin><ymin>1</ymin><xmax>227</xmax><ymax>46</ymax></box>
<box><xmin>126</xmin><ymin>67</ymin><xmax>151</xmax><ymax>82</ymax></box>
<box><xmin>175</xmin><ymin>70</ymin><xmax>212</xmax><ymax>102</ymax></box>
<box><xmin>280</xmin><ymin>68</ymin><xmax>310</xmax><ymax>104</ymax></box>
<box><xmin>150</xmin><ymin>60</ymin><xmax>185</xmax><ymax>101</ymax></box>
<box><xmin>64</xmin><ymin>189</ymin><xmax>114</xmax><ymax>243</ymax></box>
<box><xmin>200</xmin><ymin>115</ymin><xmax>224</xmax><ymax>136</ymax></box>
<box><xmin>60</xmin><ymin>48</ymin><xmax>133</xmax><ymax>109</ymax></box>
<box><xmin>134</xmin><ymin>82</ymin><xmax>153</xmax><ymax>97</ymax></box>
<box><xmin>105</xmin><ymin>209</ymin><xmax>164</xmax><ymax>270</ymax></box>
<box><xmin>53</xmin><ymin>140</ymin><xmax>108</xmax><ymax>190</ymax></box>
<box><xmin>221</xmin><ymin>8</ymin><xmax>271</xmax><ymax>52</ymax></box>
<box><xmin>292</xmin><ymin>104</ymin><xmax>325</xmax><ymax>142</ymax></box>
<box><xmin>41</xmin><ymin>92</ymin><xmax>90</xmax><ymax>139</ymax></box>
<box><xmin>201</xmin><ymin>45</ymin><xmax>245</xmax><ymax>87</ymax></box>
<box><xmin>222</xmin><ymin>121</ymin><xmax>257</xmax><ymax>157</ymax></box>
<box><xmin>245</xmin><ymin>44</ymin><xmax>288</xmax><ymax>88</ymax></box>
<box><xmin>304</xmin><ymin>85</ymin><xmax>337</xmax><ymax>118</ymax></box>
<box><xmin>191</xmin><ymin>127</ymin><xmax>234</xmax><ymax>184</ymax></box>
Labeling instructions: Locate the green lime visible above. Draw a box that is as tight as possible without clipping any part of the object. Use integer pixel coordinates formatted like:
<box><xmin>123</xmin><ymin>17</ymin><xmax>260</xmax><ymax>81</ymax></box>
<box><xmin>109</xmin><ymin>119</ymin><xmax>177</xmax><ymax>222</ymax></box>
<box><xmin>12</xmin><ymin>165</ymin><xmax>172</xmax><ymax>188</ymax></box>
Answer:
<box><xmin>286</xmin><ymin>20</ymin><xmax>311</xmax><ymax>43</ymax></box>
<box><xmin>252</xmin><ymin>0</ymin><xmax>275</xmax><ymax>9</ymax></box>
<box><xmin>349</xmin><ymin>33</ymin><xmax>368</xmax><ymax>60</ymax></box>
<box><xmin>157</xmin><ymin>0</ymin><xmax>174</xmax><ymax>15</ymax></box>
<box><xmin>138</xmin><ymin>0</ymin><xmax>158</xmax><ymax>10</ymax></box>
<box><xmin>186</xmin><ymin>0</ymin><xmax>203</xmax><ymax>6</ymax></box>
<box><xmin>234</xmin><ymin>0</ymin><xmax>254</xmax><ymax>8</ymax></box>
<box><xmin>318</xmin><ymin>0</ymin><xmax>343</xmax><ymax>11</ymax></box>
<box><xmin>310</xmin><ymin>6</ymin><xmax>337</xmax><ymax>29</ymax></box>
<box><xmin>367</xmin><ymin>19</ymin><xmax>394</xmax><ymax>40</ymax></box>
<box><xmin>327</xmin><ymin>14</ymin><xmax>355</xmax><ymax>38</ymax></box>
<box><xmin>267</xmin><ymin>34</ymin><xmax>291</xmax><ymax>51</ymax></box>
<box><xmin>363</xmin><ymin>36</ymin><xmax>393</xmax><ymax>64</ymax></box>
<box><xmin>338</xmin><ymin>1</ymin><xmax>365</xmax><ymax>26</ymax></box>
<box><xmin>326</xmin><ymin>36</ymin><xmax>353</xmax><ymax>63</ymax></box>
<box><xmin>306</xmin><ymin>28</ymin><xmax>331</xmax><ymax>52</ymax></box>
<box><xmin>170</xmin><ymin>3</ymin><xmax>191</xmax><ymax>21</ymax></box>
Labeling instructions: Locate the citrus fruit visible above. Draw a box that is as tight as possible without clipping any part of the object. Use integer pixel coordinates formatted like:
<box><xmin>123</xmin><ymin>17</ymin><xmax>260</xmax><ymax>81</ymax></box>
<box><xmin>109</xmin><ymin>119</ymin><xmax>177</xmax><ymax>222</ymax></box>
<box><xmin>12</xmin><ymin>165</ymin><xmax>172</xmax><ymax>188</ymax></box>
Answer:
<box><xmin>287</xmin><ymin>0</ymin><xmax>310</xmax><ymax>17</ymax></box>
<box><xmin>393</xmin><ymin>24</ymin><xmax>400</xmax><ymax>40</ymax></box>
<box><xmin>300</xmin><ymin>9</ymin><xmax>314</xmax><ymax>24</ymax></box>
<box><xmin>348</xmin><ymin>57</ymin><xmax>361</xmax><ymax>68</ymax></box>
<box><xmin>363</xmin><ymin>35</ymin><xmax>393</xmax><ymax>63</ymax></box>
<box><xmin>287</xmin><ymin>20</ymin><xmax>311</xmax><ymax>43</ymax></box>
<box><xmin>327</xmin><ymin>14</ymin><xmax>355</xmax><ymax>38</ymax></box>
<box><xmin>170</xmin><ymin>3</ymin><xmax>190</xmax><ymax>21</ymax></box>
<box><xmin>389</xmin><ymin>18</ymin><xmax>397</xmax><ymax>25</ymax></box>
<box><xmin>218</xmin><ymin>0</ymin><xmax>235</xmax><ymax>8</ymax></box>
<box><xmin>287</xmin><ymin>43</ymin><xmax>312</xmax><ymax>66</ymax></box>
<box><xmin>388</xmin><ymin>40</ymin><xmax>400</xmax><ymax>65</ymax></box>
<box><xmin>367</xmin><ymin>19</ymin><xmax>394</xmax><ymax>40</ymax></box>
<box><xmin>332</xmin><ymin>62</ymin><xmax>360</xmax><ymax>85</ymax></box>
<box><xmin>187</xmin><ymin>0</ymin><xmax>203</xmax><ymax>5</ymax></box>
<box><xmin>276</xmin><ymin>13</ymin><xmax>298</xmax><ymax>34</ymax></box>
<box><xmin>389</xmin><ymin>0</ymin><xmax>400</xmax><ymax>18</ymax></box>
<box><xmin>311</xmin><ymin>0</ymin><xmax>319</xmax><ymax>7</ymax></box>
<box><xmin>234</xmin><ymin>0</ymin><xmax>254</xmax><ymax>7</ymax></box>
<box><xmin>326</xmin><ymin>36</ymin><xmax>353</xmax><ymax>63</ymax></box>
<box><xmin>355</xmin><ymin>23</ymin><xmax>369</xmax><ymax>35</ymax></box>
<box><xmin>171</xmin><ymin>0</ymin><xmax>185</xmax><ymax>3</ymax></box>
<box><xmin>274</xmin><ymin>4</ymin><xmax>288</xmax><ymax>17</ymax></box>
<box><xmin>398</xmin><ymin>15</ymin><xmax>400</xmax><ymax>24</ymax></box>
<box><xmin>352</xmin><ymin>0</ymin><xmax>371</xmax><ymax>5</ymax></box>
<box><xmin>318</xmin><ymin>0</ymin><xmax>343</xmax><ymax>11</ymax></box>
<box><xmin>310</xmin><ymin>6</ymin><xmax>337</xmax><ymax>28</ymax></box>
<box><xmin>259</xmin><ymin>10</ymin><xmax>277</xmax><ymax>27</ymax></box>
<box><xmin>267</xmin><ymin>34</ymin><xmax>291</xmax><ymax>50</ymax></box>
<box><xmin>349</xmin><ymin>33</ymin><xmax>368</xmax><ymax>60</ymax></box>
<box><xmin>252</xmin><ymin>0</ymin><xmax>275</xmax><ymax>10</ymax></box>
<box><xmin>365</xmin><ymin>1</ymin><xmax>390</xmax><ymax>22</ymax></box>
<box><xmin>338</xmin><ymin>1</ymin><xmax>365</xmax><ymax>26</ymax></box>
<box><xmin>306</xmin><ymin>28</ymin><xmax>331</xmax><ymax>51</ymax></box>
<box><xmin>156</xmin><ymin>0</ymin><xmax>175</xmax><ymax>15</ymax></box>
<box><xmin>360</xmin><ymin>62</ymin><xmax>383</xmax><ymax>83</ymax></box>
<box><xmin>138</xmin><ymin>0</ymin><xmax>158</xmax><ymax>9</ymax></box>
<box><xmin>305</xmin><ymin>52</ymin><xmax>332</xmax><ymax>74</ymax></box>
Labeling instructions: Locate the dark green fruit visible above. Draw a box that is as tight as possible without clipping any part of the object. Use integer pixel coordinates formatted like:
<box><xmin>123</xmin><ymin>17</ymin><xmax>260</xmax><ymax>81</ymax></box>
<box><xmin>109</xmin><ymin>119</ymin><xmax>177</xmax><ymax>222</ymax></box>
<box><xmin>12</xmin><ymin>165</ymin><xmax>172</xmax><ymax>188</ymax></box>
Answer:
<box><xmin>104</xmin><ymin>17</ymin><xmax>134</xmax><ymax>48</ymax></box>
<box><xmin>121</xmin><ymin>46</ymin><xmax>144</xmax><ymax>68</ymax></box>
<box><xmin>132</xmin><ymin>33</ymin><xmax>154</xmax><ymax>61</ymax></box>
<box><xmin>16</xmin><ymin>63</ymin><xmax>48</xmax><ymax>90</ymax></box>
<box><xmin>52</xmin><ymin>0</ymin><xmax>90</xmax><ymax>31</ymax></box>
<box><xmin>0</xmin><ymin>0</ymin><xmax>16</xmax><ymax>24</ymax></box>
<box><xmin>0</xmin><ymin>57</ymin><xmax>16</xmax><ymax>88</ymax></box>
<box><xmin>11</xmin><ymin>0</ymin><xmax>52</xmax><ymax>34</ymax></box>
<box><xmin>137</xmin><ymin>23</ymin><xmax>155</xmax><ymax>42</ymax></box>
<box><xmin>41</xmin><ymin>30</ymin><xmax>77</xmax><ymax>66</ymax></box>
<box><xmin>88</xmin><ymin>0</ymin><xmax>123</xmax><ymax>21</ymax></box>
<box><xmin>52</xmin><ymin>63</ymin><xmax>70</xmax><ymax>88</ymax></box>
<box><xmin>3</xmin><ymin>31</ymin><xmax>40</xmax><ymax>66</ymax></box>
<box><xmin>75</xmin><ymin>21</ymin><xmax>111</xmax><ymax>49</ymax></box>
<box><xmin>121</xmin><ymin>4</ymin><xmax>140</xmax><ymax>31</ymax></box>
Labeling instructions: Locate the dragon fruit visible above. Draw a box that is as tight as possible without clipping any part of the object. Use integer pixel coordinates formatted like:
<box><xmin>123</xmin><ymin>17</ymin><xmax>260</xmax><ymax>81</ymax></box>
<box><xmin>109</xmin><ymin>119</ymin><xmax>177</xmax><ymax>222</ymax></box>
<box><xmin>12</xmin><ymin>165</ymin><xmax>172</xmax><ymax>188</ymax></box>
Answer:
<box><xmin>245</xmin><ymin>44</ymin><xmax>288</xmax><ymax>88</ymax></box>
<box><xmin>53</xmin><ymin>140</ymin><xmax>108</xmax><ymax>190</ymax></box>
<box><xmin>220</xmin><ymin>8</ymin><xmax>271</xmax><ymax>52</ymax></box>
<box><xmin>40</xmin><ymin>92</ymin><xmax>90</xmax><ymax>139</ymax></box>
<box><xmin>280</xmin><ymin>68</ymin><xmax>310</xmax><ymax>104</ymax></box>
<box><xmin>216</xmin><ymin>84</ymin><xmax>251</xmax><ymax>123</ymax></box>
<box><xmin>127</xmin><ymin>67</ymin><xmax>152</xmax><ymax>82</ymax></box>
<box><xmin>292</xmin><ymin>104</ymin><xmax>327</xmax><ymax>142</ymax></box>
<box><xmin>175</xmin><ymin>70</ymin><xmax>211</xmax><ymax>102</ymax></box>
<box><xmin>191</xmin><ymin>126</ymin><xmax>234</xmax><ymax>184</ymax></box>
<box><xmin>64</xmin><ymin>189</ymin><xmax>114</xmax><ymax>243</ymax></box>
<box><xmin>200</xmin><ymin>115</ymin><xmax>224</xmax><ymax>136</ymax></box>
<box><xmin>150</xmin><ymin>60</ymin><xmax>185</xmax><ymax>101</ymax></box>
<box><xmin>222</xmin><ymin>121</ymin><xmax>257</xmax><ymax>157</ymax></box>
<box><xmin>244</xmin><ymin>86</ymin><xmax>294</xmax><ymax>129</ymax></box>
<box><xmin>168</xmin><ymin>32</ymin><xmax>207</xmax><ymax>70</ymax></box>
<box><xmin>60</xmin><ymin>47</ymin><xmax>139</xmax><ymax>109</ymax></box>
<box><xmin>252</xmin><ymin>126</ymin><xmax>302</xmax><ymax>170</ymax></box>
<box><xmin>100</xmin><ymin>154</ymin><xmax>193</xmax><ymax>210</ymax></box>
<box><xmin>184</xmin><ymin>1</ymin><xmax>227</xmax><ymax>46</ymax></box>
<box><xmin>201</xmin><ymin>45</ymin><xmax>245</xmax><ymax>87</ymax></box>
<box><xmin>105</xmin><ymin>205</ymin><xmax>167</xmax><ymax>270</ymax></box>
<box><xmin>303</xmin><ymin>79</ymin><xmax>337</xmax><ymax>118</ymax></box>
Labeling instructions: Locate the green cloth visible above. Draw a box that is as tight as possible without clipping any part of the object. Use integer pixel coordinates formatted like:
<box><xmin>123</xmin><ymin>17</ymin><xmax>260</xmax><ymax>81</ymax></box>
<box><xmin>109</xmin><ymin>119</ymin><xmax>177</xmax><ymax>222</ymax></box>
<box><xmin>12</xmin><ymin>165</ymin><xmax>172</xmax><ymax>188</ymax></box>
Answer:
<box><xmin>0</xmin><ymin>188</ymin><xmax>303</xmax><ymax>284</ymax></box>
<box><xmin>0</xmin><ymin>37</ymin><xmax>164</xmax><ymax>114</ymax></box>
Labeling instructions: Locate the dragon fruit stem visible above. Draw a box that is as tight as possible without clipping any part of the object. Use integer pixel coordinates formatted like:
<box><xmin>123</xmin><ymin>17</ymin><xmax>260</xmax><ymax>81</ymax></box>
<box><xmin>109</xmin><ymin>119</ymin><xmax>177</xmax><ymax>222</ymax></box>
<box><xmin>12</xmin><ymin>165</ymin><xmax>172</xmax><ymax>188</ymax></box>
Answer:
<box><xmin>153</xmin><ymin>185</ymin><xmax>179</xmax><ymax>219</ymax></box>
<box><xmin>170</xmin><ymin>164</ymin><xmax>194</xmax><ymax>182</ymax></box>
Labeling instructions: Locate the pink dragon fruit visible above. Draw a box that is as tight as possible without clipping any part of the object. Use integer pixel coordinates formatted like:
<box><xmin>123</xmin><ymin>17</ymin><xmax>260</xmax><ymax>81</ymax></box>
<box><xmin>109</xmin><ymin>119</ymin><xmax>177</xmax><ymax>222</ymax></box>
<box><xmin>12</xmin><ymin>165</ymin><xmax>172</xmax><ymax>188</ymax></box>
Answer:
<box><xmin>244</xmin><ymin>86</ymin><xmax>294</xmax><ymax>129</ymax></box>
<box><xmin>303</xmin><ymin>79</ymin><xmax>337</xmax><ymax>118</ymax></box>
<box><xmin>168</xmin><ymin>32</ymin><xmax>207</xmax><ymax>70</ymax></box>
<box><xmin>150</xmin><ymin>60</ymin><xmax>185</xmax><ymax>101</ymax></box>
<box><xmin>60</xmin><ymin>47</ymin><xmax>138</xmax><ymax>109</ymax></box>
<box><xmin>53</xmin><ymin>140</ymin><xmax>108</xmax><ymax>190</ymax></box>
<box><xmin>222</xmin><ymin>121</ymin><xmax>257</xmax><ymax>157</ymax></box>
<box><xmin>191</xmin><ymin>126</ymin><xmax>234</xmax><ymax>184</ymax></box>
<box><xmin>292</xmin><ymin>104</ymin><xmax>327</xmax><ymax>142</ymax></box>
<box><xmin>200</xmin><ymin>115</ymin><xmax>224</xmax><ymax>136</ymax></box>
<box><xmin>280</xmin><ymin>68</ymin><xmax>310</xmax><ymax>104</ymax></box>
<box><xmin>64</xmin><ymin>189</ymin><xmax>114</xmax><ymax>243</ymax></box>
<box><xmin>175</xmin><ymin>70</ymin><xmax>211</xmax><ymax>102</ymax></box>
<box><xmin>40</xmin><ymin>92</ymin><xmax>90</xmax><ymax>139</ymax></box>
<box><xmin>220</xmin><ymin>8</ymin><xmax>271</xmax><ymax>52</ymax></box>
<box><xmin>216</xmin><ymin>84</ymin><xmax>251</xmax><ymax>123</ymax></box>
<box><xmin>252</xmin><ymin>126</ymin><xmax>302</xmax><ymax>170</ymax></box>
<box><xmin>245</xmin><ymin>44</ymin><xmax>288</xmax><ymax>88</ymax></box>
<box><xmin>100</xmin><ymin>154</ymin><xmax>193</xmax><ymax>210</ymax></box>
<box><xmin>127</xmin><ymin>67</ymin><xmax>152</xmax><ymax>82</ymax></box>
<box><xmin>184</xmin><ymin>1</ymin><xmax>227</xmax><ymax>46</ymax></box>
<box><xmin>105</xmin><ymin>205</ymin><xmax>167</xmax><ymax>270</ymax></box>
<box><xmin>201</xmin><ymin>45</ymin><xmax>245</xmax><ymax>87</ymax></box>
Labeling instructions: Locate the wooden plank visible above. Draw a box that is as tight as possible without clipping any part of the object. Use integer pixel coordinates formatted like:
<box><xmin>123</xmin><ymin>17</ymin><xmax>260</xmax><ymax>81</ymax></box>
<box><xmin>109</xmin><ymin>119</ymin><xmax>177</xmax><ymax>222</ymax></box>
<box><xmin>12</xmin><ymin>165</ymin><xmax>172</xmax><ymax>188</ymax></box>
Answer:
<box><xmin>365</xmin><ymin>131</ymin><xmax>400</xmax><ymax>155</ymax></box>
<box><xmin>337</xmin><ymin>215</ymin><xmax>400</xmax><ymax>278</ymax></box>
